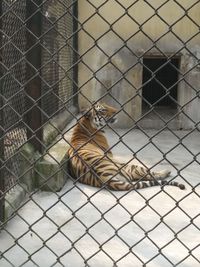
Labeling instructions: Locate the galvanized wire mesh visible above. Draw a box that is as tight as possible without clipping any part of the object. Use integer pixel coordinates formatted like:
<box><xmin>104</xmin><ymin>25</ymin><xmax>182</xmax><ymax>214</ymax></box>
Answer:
<box><xmin>41</xmin><ymin>0</ymin><xmax>74</xmax><ymax>120</ymax></box>
<box><xmin>1</xmin><ymin>0</ymin><xmax>27</xmax><ymax>190</ymax></box>
<box><xmin>0</xmin><ymin>0</ymin><xmax>200</xmax><ymax>267</ymax></box>
<box><xmin>0</xmin><ymin>0</ymin><xmax>76</xmax><ymax>192</ymax></box>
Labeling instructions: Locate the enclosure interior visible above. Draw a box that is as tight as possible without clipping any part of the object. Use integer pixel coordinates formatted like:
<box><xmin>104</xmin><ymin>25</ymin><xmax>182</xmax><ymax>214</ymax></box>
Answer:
<box><xmin>142</xmin><ymin>57</ymin><xmax>179</xmax><ymax>116</ymax></box>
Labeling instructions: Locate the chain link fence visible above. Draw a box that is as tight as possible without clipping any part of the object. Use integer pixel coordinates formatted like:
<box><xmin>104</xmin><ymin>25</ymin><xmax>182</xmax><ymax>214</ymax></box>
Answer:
<box><xmin>0</xmin><ymin>0</ymin><xmax>200</xmax><ymax>266</ymax></box>
<box><xmin>1</xmin><ymin>0</ymin><xmax>27</xmax><ymax>191</ymax></box>
<box><xmin>41</xmin><ymin>0</ymin><xmax>75</xmax><ymax>120</ymax></box>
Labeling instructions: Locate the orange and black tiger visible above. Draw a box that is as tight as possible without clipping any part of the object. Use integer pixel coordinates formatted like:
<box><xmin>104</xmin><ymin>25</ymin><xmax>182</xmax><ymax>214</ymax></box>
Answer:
<box><xmin>67</xmin><ymin>102</ymin><xmax>185</xmax><ymax>191</ymax></box>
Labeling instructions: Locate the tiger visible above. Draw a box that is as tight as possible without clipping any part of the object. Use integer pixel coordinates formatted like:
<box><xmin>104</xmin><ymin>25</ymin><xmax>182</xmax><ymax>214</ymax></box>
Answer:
<box><xmin>67</xmin><ymin>102</ymin><xmax>185</xmax><ymax>191</ymax></box>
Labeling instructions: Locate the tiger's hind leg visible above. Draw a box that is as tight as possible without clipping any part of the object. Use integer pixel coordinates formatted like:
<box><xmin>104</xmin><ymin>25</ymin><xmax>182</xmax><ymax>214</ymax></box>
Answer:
<box><xmin>81</xmin><ymin>164</ymin><xmax>183</xmax><ymax>191</ymax></box>
<box><xmin>152</xmin><ymin>169</ymin><xmax>171</xmax><ymax>180</ymax></box>
<box><xmin>116</xmin><ymin>162</ymin><xmax>171</xmax><ymax>181</ymax></box>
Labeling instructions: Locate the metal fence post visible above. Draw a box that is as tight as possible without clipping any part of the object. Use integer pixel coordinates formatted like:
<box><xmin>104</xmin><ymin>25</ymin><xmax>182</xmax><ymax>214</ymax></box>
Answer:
<box><xmin>25</xmin><ymin>0</ymin><xmax>43</xmax><ymax>153</ymax></box>
<box><xmin>0</xmin><ymin>96</ymin><xmax>4</xmax><ymax>224</ymax></box>
<box><xmin>72</xmin><ymin>1</ymin><xmax>79</xmax><ymax>106</ymax></box>
<box><xmin>0</xmin><ymin>0</ymin><xmax>5</xmax><ymax>224</ymax></box>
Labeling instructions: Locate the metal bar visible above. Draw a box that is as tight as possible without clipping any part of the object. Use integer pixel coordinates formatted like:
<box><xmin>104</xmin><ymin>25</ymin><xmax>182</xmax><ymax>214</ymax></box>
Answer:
<box><xmin>25</xmin><ymin>0</ymin><xmax>43</xmax><ymax>153</ymax></box>
<box><xmin>0</xmin><ymin>105</ymin><xmax>4</xmax><ymax>224</ymax></box>
<box><xmin>0</xmin><ymin>0</ymin><xmax>5</xmax><ymax>224</ymax></box>
<box><xmin>72</xmin><ymin>0</ymin><xmax>79</xmax><ymax>107</ymax></box>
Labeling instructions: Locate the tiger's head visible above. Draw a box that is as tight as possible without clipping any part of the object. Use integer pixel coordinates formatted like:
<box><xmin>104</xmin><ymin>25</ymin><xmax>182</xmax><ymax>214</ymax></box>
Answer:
<box><xmin>83</xmin><ymin>102</ymin><xmax>118</xmax><ymax>130</ymax></box>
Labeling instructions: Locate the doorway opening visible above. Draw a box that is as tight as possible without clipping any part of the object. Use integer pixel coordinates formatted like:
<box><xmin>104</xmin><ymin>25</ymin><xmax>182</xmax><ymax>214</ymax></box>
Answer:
<box><xmin>142</xmin><ymin>57</ymin><xmax>179</xmax><ymax>115</ymax></box>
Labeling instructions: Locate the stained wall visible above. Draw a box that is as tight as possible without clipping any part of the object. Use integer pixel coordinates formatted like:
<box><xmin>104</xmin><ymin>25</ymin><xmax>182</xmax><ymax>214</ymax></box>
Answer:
<box><xmin>78</xmin><ymin>0</ymin><xmax>200</xmax><ymax>128</ymax></box>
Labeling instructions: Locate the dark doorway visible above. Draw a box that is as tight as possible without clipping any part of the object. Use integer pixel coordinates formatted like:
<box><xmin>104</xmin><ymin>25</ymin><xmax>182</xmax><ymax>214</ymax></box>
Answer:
<box><xmin>142</xmin><ymin>57</ymin><xmax>179</xmax><ymax>111</ymax></box>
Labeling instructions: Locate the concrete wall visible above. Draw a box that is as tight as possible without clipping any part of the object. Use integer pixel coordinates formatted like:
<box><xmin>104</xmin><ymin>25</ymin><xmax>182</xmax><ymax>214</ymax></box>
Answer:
<box><xmin>78</xmin><ymin>0</ymin><xmax>200</xmax><ymax>128</ymax></box>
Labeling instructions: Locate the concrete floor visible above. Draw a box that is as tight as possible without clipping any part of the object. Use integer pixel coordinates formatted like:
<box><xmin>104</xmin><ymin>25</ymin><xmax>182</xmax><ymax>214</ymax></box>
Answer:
<box><xmin>0</xmin><ymin>127</ymin><xmax>200</xmax><ymax>267</ymax></box>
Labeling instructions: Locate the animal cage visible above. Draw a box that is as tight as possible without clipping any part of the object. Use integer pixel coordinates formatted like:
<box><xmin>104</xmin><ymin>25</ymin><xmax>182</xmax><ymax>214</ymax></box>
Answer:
<box><xmin>0</xmin><ymin>1</ymin><xmax>200</xmax><ymax>267</ymax></box>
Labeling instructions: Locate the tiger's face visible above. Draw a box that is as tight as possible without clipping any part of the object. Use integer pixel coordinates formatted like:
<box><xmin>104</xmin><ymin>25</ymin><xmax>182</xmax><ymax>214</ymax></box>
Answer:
<box><xmin>85</xmin><ymin>102</ymin><xmax>118</xmax><ymax>129</ymax></box>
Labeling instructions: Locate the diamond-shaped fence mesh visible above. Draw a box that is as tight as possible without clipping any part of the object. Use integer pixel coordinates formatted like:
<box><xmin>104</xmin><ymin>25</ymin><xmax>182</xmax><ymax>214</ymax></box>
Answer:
<box><xmin>0</xmin><ymin>0</ymin><xmax>200</xmax><ymax>266</ymax></box>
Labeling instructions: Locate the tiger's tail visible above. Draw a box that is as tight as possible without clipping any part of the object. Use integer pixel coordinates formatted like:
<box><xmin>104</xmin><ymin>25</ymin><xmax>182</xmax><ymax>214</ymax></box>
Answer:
<box><xmin>106</xmin><ymin>178</ymin><xmax>185</xmax><ymax>191</ymax></box>
<box><xmin>133</xmin><ymin>180</ymin><xmax>185</xmax><ymax>190</ymax></box>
